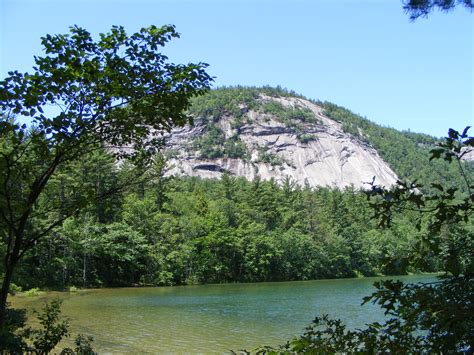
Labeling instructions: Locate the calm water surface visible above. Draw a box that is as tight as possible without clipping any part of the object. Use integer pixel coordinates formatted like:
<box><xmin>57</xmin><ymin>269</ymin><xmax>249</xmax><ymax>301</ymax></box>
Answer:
<box><xmin>11</xmin><ymin>275</ymin><xmax>436</xmax><ymax>353</ymax></box>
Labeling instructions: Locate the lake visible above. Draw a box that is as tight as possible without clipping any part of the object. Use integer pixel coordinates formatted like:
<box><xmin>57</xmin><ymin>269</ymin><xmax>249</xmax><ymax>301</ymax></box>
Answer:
<box><xmin>11</xmin><ymin>275</ymin><xmax>436</xmax><ymax>353</ymax></box>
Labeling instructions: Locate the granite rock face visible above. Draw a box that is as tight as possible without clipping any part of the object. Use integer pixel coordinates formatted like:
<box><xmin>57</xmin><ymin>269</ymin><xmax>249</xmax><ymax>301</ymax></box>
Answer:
<box><xmin>163</xmin><ymin>95</ymin><xmax>398</xmax><ymax>189</ymax></box>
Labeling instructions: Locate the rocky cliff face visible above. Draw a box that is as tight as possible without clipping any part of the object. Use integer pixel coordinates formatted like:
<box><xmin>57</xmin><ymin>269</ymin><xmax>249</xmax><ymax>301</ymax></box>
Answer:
<box><xmin>163</xmin><ymin>94</ymin><xmax>398</xmax><ymax>189</ymax></box>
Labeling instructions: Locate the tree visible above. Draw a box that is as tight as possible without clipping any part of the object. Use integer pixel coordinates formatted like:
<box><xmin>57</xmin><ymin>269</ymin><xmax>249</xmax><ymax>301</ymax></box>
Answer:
<box><xmin>403</xmin><ymin>0</ymin><xmax>473</xmax><ymax>20</ymax></box>
<box><xmin>0</xmin><ymin>24</ymin><xmax>212</xmax><ymax>329</ymax></box>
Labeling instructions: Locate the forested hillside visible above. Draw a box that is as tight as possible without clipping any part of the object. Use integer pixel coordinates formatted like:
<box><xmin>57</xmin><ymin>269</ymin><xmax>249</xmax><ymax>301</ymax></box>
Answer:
<box><xmin>320</xmin><ymin>101</ymin><xmax>473</xmax><ymax>192</ymax></box>
<box><xmin>4</xmin><ymin>87</ymin><xmax>472</xmax><ymax>290</ymax></box>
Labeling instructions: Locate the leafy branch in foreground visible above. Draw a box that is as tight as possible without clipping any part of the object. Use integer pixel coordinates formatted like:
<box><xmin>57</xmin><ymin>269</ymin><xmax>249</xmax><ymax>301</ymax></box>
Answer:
<box><xmin>403</xmin><ymin>0</ymin><xmax>473</xmax><ymax>20</ymax></box>
<box><xmin>366</xmin><ymin>126</ymin><xmax>473</xmax><ymax>276</ymax></box>
<box><xmin>0</xmin><ymin>24</ymin><xmax>212</xmax><ymax>331</ymax></box>
<box><xmin>0</xmin><ymin>299</ymin><xmax>96</xmax><ymax>354</ymax></box>
<box><xmin>247</xmin><ymin>127</ymin><xmax>473</xmax><ymax>354</ymax></box>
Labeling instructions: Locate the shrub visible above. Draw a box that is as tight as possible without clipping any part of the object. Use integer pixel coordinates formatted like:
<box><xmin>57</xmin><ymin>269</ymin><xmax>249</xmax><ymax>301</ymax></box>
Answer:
<box><xmin>0</xmin><ymin>299</ymin><xmax>96</xmax><ymax>354</ymax></box>
<box><xmin>8</xmin><ymin>283</ymin><xmax>22</xmax><ymax>295</ymax></box>
<box><xmin>24</xmin><ymin>288</ymin><xmax>42</xmax><ymax>297</ymax></box>
<box><xmin>298</xmin><ymin>134</ymin><xmax>318</xmax><ymax>144</ymax></box>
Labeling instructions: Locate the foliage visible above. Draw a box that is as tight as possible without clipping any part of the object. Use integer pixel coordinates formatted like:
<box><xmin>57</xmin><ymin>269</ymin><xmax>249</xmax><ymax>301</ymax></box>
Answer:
<box><xmin>61</xmin><ymin>334</ymin><xmax>96</xmax><ymax>355</ymax></box>
<box><xmin>253</xmin><ymin>276</ymin><xmax>473</xmax><ymax>354</ymax></box>
<box><xmin>252</xmin><ymin>127</ymin><xmax>473</xmax><ymax>353</ymax></box>
<box><xmin>298</xmin><ymin>134</ymin><xmax>318</xmax><ymax>144</ymax></box>
<box><xmin>0</xmin><ymin>24</ymin><xmax>211</xmax><ymax>328</ymax></box>
<box><xmin>186</xmin><ymin>88</ymin><xmax>474</xmax><ymax>195</ymax></box>
<box><xmin>250</xmin><ymin>313</ymin><xmax>425</xmax><ymax>354</ymax></box>
<box><xmin>403</xmin><ymin>0</ymin><xmax>473</xmax><ymax>20</ymax></box>
<box><xmin>8</xmin><ymin>152</ymin><xmax>434</xmax><ymax>288</ymax></box>
<box><xmin>31</xmin><ymin>299</ymin><xmax>69</xmax><ymax>353</ymax></box>
<box><xmin>0</xmin><ymin>299</ymin><xmax>95</xmax><ymax>354</ymax></box>
<box><xmin>192</xmin><ymin>124</ymin><xmax>249</xmax><ymax>160</ymax></box>
<box><xmin>193</xmin><ymin>125</ymin><xmax>226</xmax><ymax>158</ymax></box>
<box><xmin>366</xmin><ymin>127</ymin><xmax>474</xmax><ymax>276</ymax></box>
<box><xmin>8</xmin><ymin>283</ymin><xmax>22</xmax><ymax>295</ymax></box>
<box><xmin>3</xmin><ymin>86</ymin><xmax>462</xmax><ymax>291</ymax></box>
<box><xmin>257</xmin><ymin>147</ymin><xmax>286</xmax><ymax>166</ymax></box>
<box><xmin>188</xmin><ymin>85</ymin><xmax>308</xmax><ymax>122</ymax></box>
<box><xmin>189</xmin><ymin>87</ymin><xmax>323</xmax><ymax>154</ymax></box>
<box><xmin>189</xmin><ymin>86</ymin><xmax>260</xmax><ymax>121</ymax></box>
<box><xmin>0</xmin><ymin>305</ymin><xmax>29</xmax><ymax>352</ymax></box>
<box><xmin>223</xmin><ymin>136</ymin><xmax>249</xmax><ymax>159</ymax></box>
<box><xmin>321</xmin><ymin>102</ymin><xmax>473</xmax><ymax>193</ymax></box>
<box><xmin>262</xmin><ymin>101</ymin><xmax>318</xmax><ymax>125</ymax></box>
<box><xmin>24</xmin><ymin>288</ymin><xmax>43</xmax><ymax>297</ymax></box>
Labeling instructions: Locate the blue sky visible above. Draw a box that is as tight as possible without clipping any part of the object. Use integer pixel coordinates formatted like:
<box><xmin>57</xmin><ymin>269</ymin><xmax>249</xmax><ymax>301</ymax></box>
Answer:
<box><xmin>0</xmin><ymin>0</ymin><xmax>472</xmax><ymax>137</ymax></box>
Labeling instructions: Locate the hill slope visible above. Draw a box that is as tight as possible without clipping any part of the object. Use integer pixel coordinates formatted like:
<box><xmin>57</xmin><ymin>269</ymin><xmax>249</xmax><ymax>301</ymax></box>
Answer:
<box><xmin>160</xmin><ymin>86</ymin><xmax>472</xmax><ymax>191</ymax></box>
<box><xmin>163</xmin><ymin>88</ymin><xmax>397</xmax><ymax>189</ymax></box>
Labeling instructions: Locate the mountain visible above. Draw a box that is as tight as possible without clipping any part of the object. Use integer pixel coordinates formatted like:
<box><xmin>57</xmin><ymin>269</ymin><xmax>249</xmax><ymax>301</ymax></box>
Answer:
<box><xmin>160</xmin><ymin>86</ymin><xmax>472</xmax><ymax>190</ymax></box>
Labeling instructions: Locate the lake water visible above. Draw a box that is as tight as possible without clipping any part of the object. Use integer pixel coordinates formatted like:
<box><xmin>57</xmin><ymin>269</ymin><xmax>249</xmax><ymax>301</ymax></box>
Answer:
<box><xmin>11</xmin><ymin>275</ymin><xmax>436</xmax><ymax>353</ymax></box>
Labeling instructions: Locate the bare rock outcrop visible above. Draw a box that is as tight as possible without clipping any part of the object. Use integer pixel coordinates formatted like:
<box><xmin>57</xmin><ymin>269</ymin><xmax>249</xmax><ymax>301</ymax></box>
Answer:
<box><xmin>163</xmin><ymin>96</ymin><xmax>398</xmax><ymax>189</ymax></box>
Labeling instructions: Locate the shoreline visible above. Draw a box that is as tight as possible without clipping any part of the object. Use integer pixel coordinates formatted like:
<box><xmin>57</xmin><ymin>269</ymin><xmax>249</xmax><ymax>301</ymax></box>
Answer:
<box><xmin>10</xmin><ymin>272</ymin><xmax>443</xmax><ymax>298</ymax></box>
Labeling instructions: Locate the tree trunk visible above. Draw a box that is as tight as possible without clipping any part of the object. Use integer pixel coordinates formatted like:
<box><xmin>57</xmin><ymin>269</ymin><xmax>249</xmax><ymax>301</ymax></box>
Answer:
<box><xmin>0</xmin><ymin>262</ymin><xmax>15</xmax><ymax>329</ymax></box>
<box><xmin>83</xmin><ymin>253</ymin><xmax>87</xmax><ymax>287</ymax></box>
<box><xmin>0</xmin><ymin>153</ymin><xmax>62</xmax><ymax>330</ymax></box>
<box><xmin>0</xmin><ymin>230</ymin><xmax>23</xmax><ymax>330</ymax></box>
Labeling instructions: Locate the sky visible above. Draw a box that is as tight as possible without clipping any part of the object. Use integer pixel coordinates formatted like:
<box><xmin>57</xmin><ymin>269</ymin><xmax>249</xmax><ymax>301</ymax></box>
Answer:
<box><xmin>0</xmin><ymin>0</ymin><xmax>472</xmax><ymax>137</ymax></box>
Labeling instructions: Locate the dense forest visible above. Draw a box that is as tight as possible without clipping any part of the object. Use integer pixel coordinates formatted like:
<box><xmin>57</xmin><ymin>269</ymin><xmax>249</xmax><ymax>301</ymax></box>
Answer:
<box><xmin>6</xmin><ymin>86</ymin><xmax>472</xmax><ymax>290</ymax></box>
<box><xmin>10</xmin><ymin>160</ymin><xmax>430</xmax><ymax>289</ymax></box>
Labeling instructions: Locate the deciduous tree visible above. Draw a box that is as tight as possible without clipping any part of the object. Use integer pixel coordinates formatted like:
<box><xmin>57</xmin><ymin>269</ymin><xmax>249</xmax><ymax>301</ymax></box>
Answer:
<box><xmin>0</xmin><ymin>24</ymin><xmax>212</xmax><ymax>328</ymax></box>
